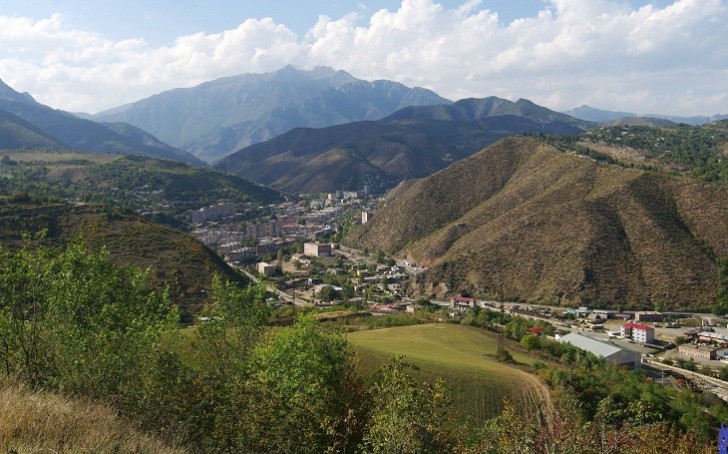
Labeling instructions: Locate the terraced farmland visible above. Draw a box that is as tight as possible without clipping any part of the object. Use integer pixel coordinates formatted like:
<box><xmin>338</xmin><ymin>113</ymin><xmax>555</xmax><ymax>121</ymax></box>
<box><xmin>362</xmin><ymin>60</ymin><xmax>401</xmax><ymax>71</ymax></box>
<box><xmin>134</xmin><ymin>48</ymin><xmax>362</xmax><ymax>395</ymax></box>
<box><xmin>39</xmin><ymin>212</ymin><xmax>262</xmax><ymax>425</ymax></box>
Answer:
<box><xmin>348</xmin><ymin>323</ymin><xmax>553</xmax><ymax>425</ymax></box>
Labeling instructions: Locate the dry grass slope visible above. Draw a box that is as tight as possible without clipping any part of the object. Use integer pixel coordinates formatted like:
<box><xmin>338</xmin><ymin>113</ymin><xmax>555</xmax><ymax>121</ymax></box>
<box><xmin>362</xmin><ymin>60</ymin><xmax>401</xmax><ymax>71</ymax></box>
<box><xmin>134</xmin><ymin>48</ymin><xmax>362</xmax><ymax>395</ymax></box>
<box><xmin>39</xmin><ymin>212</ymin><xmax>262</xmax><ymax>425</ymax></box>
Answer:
<box><xmin>0</xmin><ymin>378</ymin><xmax>185</xmax><ymax>454</ymax></box>
<box><xmin>348</xmin><ymin>137</ymin><xmax>728</xmax><ymax>309</ymax></box>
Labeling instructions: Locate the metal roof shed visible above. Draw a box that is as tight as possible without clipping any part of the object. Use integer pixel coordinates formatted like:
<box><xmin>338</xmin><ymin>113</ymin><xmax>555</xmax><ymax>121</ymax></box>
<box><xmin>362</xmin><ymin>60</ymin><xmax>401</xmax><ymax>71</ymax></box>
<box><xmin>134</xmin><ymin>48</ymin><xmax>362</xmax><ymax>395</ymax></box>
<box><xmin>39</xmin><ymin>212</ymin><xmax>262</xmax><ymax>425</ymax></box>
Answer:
<box><xmin>558</xmin><ymin>333</ymin><xmax>641</xmax><ymax>369</ymax></box>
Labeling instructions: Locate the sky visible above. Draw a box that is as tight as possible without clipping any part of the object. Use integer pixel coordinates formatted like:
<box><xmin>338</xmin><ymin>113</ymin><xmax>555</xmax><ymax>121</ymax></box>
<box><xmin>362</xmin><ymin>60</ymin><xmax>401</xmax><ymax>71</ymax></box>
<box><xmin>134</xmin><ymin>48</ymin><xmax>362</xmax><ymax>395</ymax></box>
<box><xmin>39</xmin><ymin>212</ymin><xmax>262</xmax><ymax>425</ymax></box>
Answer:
<box><xmin>0</xmin><ymin>0</ymin><xmax>725</xmax><ymax>116</ymax></box>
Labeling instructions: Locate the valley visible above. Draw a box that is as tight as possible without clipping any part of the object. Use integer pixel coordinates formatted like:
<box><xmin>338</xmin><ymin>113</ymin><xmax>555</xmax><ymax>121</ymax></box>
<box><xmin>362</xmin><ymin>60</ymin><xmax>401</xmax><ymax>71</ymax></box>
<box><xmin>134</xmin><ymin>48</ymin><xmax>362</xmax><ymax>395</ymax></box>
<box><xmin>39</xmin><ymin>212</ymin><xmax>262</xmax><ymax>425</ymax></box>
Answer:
<box><xmin>1</xmin><ymin>65</ymin><xmax>728</xmax><ymax>453</ymax></box>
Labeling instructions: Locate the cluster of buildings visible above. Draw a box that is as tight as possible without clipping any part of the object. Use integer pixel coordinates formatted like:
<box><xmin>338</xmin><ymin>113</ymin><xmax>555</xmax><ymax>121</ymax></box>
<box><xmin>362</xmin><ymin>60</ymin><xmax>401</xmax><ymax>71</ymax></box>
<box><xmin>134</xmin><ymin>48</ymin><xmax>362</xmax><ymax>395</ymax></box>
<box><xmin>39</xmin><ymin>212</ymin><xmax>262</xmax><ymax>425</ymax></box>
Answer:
<box><xmin>244</xmin><ymin>220</ymin><xmax>283</xmax><ymax>240</ymax></box>
<box><xmin>190</xmin><ymin>193</ymin><xmax>377</xmax><ymax>266</ymax></box>
<box><xmin>676</xmin><ymin>330</ymin><xmax>728</xmax><ymax>361</ymax></box>
<box><xmin>493</xmin><ymin>304</ymin><xmax>728</xmax><ymax>371</ymax></box>
<box><xmin>190</xmin><ymin>203</ymin><xmax>235</xmax><ymax>225</ymax></box>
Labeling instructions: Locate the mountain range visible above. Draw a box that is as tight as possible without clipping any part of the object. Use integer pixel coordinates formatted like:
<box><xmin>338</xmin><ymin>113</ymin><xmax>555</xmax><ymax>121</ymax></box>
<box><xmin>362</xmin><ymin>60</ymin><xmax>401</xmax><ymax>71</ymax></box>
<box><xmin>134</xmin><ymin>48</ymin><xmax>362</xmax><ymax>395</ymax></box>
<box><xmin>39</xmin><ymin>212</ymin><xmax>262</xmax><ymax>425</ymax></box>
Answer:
<box><xmin>564</xmin><ymin>105</ymin><xmax>728</xmax><ymax>126</ymax></box>
<box><xmin>215</xmin><ymin>97</ymin><xmax>594</xmax><ymax>193</ymax></box>
<box><xmin>3</xmin><ymin>66</ymin><xmax>728</xmax><ymax>311</ymax></box>
<box><xmin>0</xmin><ymin>79</ymin><xmax>203</xmax><ymax>165</ymax></box>
<box><xmin>346</xmin><ymin>136</ymin><xmax>728</xmax><ymax>310</ymax></box>
<box><xmin>90</xmin><ymin>65</ymin><xmax>450</xmax><ymax>163</ymax></box>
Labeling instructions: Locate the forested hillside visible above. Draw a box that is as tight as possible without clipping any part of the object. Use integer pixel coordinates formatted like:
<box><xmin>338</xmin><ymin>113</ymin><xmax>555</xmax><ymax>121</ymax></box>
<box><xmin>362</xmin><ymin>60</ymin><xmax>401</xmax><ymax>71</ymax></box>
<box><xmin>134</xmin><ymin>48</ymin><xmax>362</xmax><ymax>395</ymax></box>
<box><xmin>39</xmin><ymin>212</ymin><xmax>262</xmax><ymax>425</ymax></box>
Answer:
<box><xmin>563</xmin><ymin>121</ymin><xmax>728</xmax><ymax>183</ymax></box>
<box><xmin>0</xmin><ymin>151</ymin><xmax>282</xmax><ymax>229</ymax></box>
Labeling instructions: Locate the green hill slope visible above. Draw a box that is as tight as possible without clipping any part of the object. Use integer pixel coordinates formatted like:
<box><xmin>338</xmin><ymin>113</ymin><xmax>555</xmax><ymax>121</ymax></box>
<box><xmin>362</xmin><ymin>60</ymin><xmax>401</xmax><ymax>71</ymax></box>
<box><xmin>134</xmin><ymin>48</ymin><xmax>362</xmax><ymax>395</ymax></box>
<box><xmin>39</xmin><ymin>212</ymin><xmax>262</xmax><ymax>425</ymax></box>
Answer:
<box><xmin>349</xmin><ymin>323</ymin><xmax>552</xmax><ymax>424</ymax></box>
<box><xmin>0</xmin><ymin>151</ymin><xmax>283</xmax><ymax>229</ymax></box>
<box><xmin>0</xmin><ymin>108</ymin><xmax>64</xmax><ymax>150</ymax></box>
<box><xmin>347</xmin><ymin>137</ymin><xmax>728</xmax><ymax>309</ymax></box>
<box><xmin>0</xmin><ymin>199</ymin><xmax>246</xmax><ymax>318</ymax></box>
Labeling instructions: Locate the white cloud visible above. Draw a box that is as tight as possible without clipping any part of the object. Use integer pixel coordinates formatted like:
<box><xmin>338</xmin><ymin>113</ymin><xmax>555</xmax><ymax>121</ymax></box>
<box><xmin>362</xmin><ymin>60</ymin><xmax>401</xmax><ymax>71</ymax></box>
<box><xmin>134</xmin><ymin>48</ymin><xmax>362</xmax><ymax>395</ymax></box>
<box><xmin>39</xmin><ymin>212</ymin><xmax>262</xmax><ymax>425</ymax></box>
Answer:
<box><xmin>0</xmin><ymin>0</ymin><xmax>726</xmax><ymax>115</ymax></box>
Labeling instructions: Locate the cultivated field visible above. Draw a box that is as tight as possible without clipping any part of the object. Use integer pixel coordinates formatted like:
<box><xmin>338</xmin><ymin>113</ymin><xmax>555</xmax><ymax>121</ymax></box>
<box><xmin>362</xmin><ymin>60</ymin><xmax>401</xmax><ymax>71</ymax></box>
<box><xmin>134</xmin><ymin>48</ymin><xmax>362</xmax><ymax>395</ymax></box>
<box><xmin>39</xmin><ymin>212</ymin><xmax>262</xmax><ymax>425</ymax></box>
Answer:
<box><xmin>348</xmin><ymin>323</ymin><xmax>553</xmax><ymax>425</ymax></box>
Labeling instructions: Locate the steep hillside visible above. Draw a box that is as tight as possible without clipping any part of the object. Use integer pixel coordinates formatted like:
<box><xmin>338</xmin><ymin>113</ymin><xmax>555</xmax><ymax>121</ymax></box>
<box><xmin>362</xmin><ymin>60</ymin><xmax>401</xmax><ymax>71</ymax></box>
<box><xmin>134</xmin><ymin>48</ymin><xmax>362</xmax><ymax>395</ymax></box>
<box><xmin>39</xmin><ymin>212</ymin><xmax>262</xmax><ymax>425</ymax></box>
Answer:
<box><xmin>0</xmin><ymin>377</ymin><xmax>185</xmax><ymax>454</ymax></box>
<box><xmin>0</xmin><ymin>78</ymin><xmax>37</xmax><ymax>104</ymax></box>
<box><xmin>0</xmin><ymin>108</ymin><xmax>63</xmax><ymax>149</ymax></box>
<box><xmin>92</xmin><ymin>66</ymin><xmax>450</xmax><ymax>162</ymax></box>
<box><xmin>216</xmin><ymin>121</ymin><xmax>451</xmax><ymax>193</ymax></box>
<box><xmin>99</xmin><ymin>122</ymin><xmax>206</xmax><ymax>165</ymax></box>
<box><xmin>216</xmin><ymin>97</ymin><xmax>592</xmax><ymax>194</ymax></box>
<box><xmin>347</xmin><ymin>137</ymin><xmax>728</xmax><ymax>309</ymax></box>
<box><xmin>0</xmin><ymin>79</ymin><xmax>202</xmax><ymax>165</ymax></box>
<box><xmin>0</xmin><ymin>199</ymin><xmax>246</xmax><ymax>318</ymax></box>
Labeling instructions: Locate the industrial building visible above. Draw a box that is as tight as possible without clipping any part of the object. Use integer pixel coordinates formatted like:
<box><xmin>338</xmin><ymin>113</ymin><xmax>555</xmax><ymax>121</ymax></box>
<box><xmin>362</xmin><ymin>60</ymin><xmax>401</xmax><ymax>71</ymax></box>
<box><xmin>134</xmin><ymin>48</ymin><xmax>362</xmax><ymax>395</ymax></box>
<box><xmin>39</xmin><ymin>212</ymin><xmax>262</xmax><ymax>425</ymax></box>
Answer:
<box><xmin>558</xmin><ymin>333</ymin><xmax>641</xmax><ymax>369</ymax></box>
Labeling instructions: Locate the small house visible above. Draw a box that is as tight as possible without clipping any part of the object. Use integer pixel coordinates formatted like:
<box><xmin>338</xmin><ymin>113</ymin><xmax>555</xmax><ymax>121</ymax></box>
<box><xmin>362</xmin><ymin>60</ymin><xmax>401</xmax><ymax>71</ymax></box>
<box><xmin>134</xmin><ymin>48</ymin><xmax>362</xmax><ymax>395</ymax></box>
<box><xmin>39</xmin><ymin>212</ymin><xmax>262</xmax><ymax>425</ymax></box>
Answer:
<box><xmin>256</xmin><ymin>262</ymin><xmax>276</xmax><ymax>277</ymax></box>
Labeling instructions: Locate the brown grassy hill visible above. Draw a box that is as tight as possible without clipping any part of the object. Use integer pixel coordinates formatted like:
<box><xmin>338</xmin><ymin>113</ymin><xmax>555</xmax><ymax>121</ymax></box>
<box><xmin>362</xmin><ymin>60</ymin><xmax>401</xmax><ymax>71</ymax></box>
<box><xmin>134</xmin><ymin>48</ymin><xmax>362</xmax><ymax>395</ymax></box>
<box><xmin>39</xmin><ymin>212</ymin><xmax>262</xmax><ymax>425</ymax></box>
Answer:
<box><xmin>215</xmin><ymin>121</ymin><xmax>449</xmax><ymax>193</ymax></box>
<box><xmin>0</xmin><ymin>377</ymin><xmax>185</xmax><ymax>454</ymax></box>
<box><xmin>0</xmin><ymin>199</ymin><xmax>246</xmax><ymax>319</ymax></box>
<box><xmin>347</xmin><ymin>137</ymin><xmax>728</xmax><ymax>309</ymax></box>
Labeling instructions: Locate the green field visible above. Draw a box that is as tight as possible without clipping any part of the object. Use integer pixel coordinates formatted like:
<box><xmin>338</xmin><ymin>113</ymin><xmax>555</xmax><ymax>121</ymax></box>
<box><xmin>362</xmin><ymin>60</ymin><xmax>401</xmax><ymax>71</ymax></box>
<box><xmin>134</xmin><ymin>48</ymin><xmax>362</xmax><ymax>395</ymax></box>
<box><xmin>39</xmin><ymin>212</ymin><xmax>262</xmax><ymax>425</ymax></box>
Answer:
<box><xmin>348</xmin><ymin>323</ymin><xmax>552</xmax><ymax>425</ymax></box>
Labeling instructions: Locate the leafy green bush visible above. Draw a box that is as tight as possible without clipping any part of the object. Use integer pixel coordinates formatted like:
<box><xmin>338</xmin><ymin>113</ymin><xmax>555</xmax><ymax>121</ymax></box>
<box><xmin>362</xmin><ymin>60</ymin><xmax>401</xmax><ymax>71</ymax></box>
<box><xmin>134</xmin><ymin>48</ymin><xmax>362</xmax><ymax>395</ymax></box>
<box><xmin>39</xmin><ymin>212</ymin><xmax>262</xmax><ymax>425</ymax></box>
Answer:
<box><xmin>0</xmin><ymin>241</ymin><xmax>177</xmax><ymax>406</ymax></box>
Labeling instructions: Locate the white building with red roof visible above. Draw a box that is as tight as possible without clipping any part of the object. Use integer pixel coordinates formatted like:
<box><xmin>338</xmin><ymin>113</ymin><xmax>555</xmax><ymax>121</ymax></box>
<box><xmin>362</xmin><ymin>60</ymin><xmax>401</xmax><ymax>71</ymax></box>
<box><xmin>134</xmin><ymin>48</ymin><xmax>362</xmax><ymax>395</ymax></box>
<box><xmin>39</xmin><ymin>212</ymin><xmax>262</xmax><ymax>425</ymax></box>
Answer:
<box><xmin>621</xmin><ymin>322</ymin><xmax>655</xmax><ymax>344</ymax></box>
<box><xmin>451</xmin><ymin>295</ymin><xmax>477</xmax><ymax>311</ymax></box>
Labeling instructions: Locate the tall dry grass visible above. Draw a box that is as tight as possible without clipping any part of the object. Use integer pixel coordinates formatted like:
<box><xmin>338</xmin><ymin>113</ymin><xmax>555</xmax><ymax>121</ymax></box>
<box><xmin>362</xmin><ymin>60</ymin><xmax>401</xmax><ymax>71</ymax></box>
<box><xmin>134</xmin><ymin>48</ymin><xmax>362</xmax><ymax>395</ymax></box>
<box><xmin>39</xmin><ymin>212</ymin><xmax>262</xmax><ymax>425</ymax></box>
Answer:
<box><xmin>0</xmin><ymin>377</ymin><xmax>186</xmax><ymax>454</ymax></box>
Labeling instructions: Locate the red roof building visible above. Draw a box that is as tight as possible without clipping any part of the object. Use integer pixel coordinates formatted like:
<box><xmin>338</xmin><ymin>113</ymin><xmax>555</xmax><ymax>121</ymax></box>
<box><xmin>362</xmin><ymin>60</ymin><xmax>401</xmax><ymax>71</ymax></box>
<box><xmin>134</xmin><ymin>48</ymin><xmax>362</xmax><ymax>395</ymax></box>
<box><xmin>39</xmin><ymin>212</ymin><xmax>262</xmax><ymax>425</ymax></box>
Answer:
<box><xmin>451</xmin><ymin>295</ymin><xmax>477</xmax><ymax>311</ymax></box>
<box><xmin>452</xmin><ymin>295</ymin><xmax>476</xmax><ymax>304</ymax></box>
<box><xmin>621</xmin><ymin>322</ymin><xmax>654</xmax><ymax>343</ymax></box>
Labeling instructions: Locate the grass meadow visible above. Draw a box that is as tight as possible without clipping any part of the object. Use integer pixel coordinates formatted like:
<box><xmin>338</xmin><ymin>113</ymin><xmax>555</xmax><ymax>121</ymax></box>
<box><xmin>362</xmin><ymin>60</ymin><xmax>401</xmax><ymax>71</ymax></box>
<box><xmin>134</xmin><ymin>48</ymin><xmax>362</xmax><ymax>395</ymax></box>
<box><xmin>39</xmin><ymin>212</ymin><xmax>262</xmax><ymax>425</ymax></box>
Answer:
<box><xmin>348</xmin><ymin>323</ymin><xmax>553</xmax><ymax>425</ymax></box>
